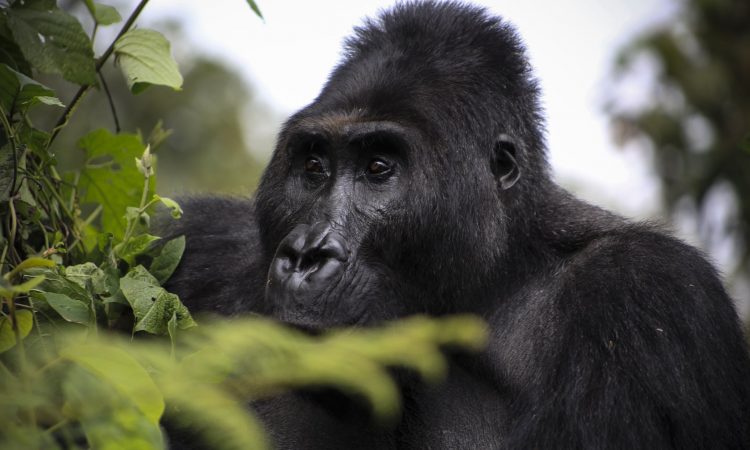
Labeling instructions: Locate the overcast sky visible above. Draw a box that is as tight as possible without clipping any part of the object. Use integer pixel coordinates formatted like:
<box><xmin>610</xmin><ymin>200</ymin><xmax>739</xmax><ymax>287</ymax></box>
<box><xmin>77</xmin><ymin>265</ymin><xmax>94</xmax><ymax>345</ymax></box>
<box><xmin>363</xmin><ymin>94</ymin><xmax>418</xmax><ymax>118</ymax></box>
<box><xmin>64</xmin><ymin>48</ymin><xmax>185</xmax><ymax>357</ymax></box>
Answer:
<box><xmin>141</xmin><ymin>0</ymin><xmax>679</xmax><ymax>218</ymax></box>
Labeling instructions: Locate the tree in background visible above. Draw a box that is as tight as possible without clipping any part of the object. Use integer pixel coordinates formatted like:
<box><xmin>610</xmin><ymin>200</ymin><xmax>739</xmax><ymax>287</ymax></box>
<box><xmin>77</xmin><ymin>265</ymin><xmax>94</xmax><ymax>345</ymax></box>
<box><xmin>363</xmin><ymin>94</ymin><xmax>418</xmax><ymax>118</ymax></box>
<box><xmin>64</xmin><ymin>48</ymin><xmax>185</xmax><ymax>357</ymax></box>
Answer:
<box><xmin>31</xmin><ymin>10</ymin><xmax>276</xmax><ymax>196</ymax></box>
<box><xmin>45</xmin><ymin>57</ymin><xmax>273</xmax><ymax>195</ymax></box>
<box><xmin>606</xmin><ymin>0</ymin><xmax>750</xmax><ymax>312</ymax></box>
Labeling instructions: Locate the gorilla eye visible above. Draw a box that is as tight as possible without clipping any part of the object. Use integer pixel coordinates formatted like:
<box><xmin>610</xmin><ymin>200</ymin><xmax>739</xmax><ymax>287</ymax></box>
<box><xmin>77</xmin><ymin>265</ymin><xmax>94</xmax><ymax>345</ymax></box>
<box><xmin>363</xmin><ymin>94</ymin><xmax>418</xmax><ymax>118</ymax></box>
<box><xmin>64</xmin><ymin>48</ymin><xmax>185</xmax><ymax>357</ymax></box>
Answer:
<box><xmin>366</xmin><ymin>159</ymin><xmax>392</xmax><ymax>178</ymax></box>
<box><xmin>304</xmin><ymin>157</ymin><xmax>325</xmax><ymax>175</ymax></box>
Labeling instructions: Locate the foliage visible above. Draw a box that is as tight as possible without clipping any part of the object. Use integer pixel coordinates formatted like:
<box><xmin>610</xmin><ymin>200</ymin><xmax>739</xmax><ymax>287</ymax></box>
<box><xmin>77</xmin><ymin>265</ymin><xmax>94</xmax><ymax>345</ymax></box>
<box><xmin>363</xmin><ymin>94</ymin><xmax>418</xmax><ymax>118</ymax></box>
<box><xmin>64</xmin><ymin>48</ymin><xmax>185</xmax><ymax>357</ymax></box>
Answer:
<box><xmin>0</xmin><ymin>314</ymin><xmax>487</xmax><ymax>450</ymax></box>
<box><xmin>606</xmin><ymin>0</ymin><xmax>750</xmax><ymax>302</ymax></box>
<box><xmin>0</xmin><ymin>1</ymin><xmax>488</xmax><ymax>448</ymax></box>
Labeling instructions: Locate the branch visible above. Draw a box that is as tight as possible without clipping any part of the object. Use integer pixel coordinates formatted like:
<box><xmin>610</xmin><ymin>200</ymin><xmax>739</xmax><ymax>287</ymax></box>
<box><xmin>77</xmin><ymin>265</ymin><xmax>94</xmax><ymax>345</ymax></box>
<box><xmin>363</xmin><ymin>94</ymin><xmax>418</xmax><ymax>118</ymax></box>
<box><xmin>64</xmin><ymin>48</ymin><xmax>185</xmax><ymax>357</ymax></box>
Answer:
<box><xmin>99</xmin><ymin>72</ymin><xmax>120</xmax><ymax>133</ymax></box>
<box><xmin>47</xmin><ymin>0</ymin><xmax>150</xmax><ymax>146</ymax></box>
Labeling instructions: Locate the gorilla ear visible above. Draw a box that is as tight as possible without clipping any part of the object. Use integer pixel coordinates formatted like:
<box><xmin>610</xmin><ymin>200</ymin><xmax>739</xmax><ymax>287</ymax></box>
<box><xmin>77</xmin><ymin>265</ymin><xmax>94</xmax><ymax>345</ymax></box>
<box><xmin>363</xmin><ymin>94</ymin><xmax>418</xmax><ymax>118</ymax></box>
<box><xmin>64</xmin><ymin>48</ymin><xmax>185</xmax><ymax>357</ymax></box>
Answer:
<box><xmin>491</xmin><ymin>134</ymin><xmax>521</xmax><ymax>190</ymax></box>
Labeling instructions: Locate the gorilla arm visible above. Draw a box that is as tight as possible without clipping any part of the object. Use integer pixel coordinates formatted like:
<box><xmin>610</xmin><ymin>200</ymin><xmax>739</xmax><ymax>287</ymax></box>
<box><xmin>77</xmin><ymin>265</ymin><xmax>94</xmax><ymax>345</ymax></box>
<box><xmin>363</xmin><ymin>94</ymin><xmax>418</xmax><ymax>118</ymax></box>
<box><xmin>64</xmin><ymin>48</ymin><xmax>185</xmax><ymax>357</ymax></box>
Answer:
<box><xmin>495</xmin><ymin>228</ymin><xmax>750</xmax><ymax>448</ymax></box>
<box><xmin>159</xmin><ymin>196</ymin><xmax>267</xmax><ymax>316</ymax></box>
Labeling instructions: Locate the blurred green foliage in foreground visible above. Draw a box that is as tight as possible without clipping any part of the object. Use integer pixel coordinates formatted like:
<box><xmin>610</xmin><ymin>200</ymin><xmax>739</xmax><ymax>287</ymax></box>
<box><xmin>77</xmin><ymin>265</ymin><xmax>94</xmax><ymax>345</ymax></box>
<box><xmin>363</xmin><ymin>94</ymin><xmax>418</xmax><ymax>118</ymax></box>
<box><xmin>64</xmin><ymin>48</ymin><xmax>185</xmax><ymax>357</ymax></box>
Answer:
<box><xmin>0</xmin><ymin>314</ymin><xmax>487</xmax><ymax>450</ymax></box>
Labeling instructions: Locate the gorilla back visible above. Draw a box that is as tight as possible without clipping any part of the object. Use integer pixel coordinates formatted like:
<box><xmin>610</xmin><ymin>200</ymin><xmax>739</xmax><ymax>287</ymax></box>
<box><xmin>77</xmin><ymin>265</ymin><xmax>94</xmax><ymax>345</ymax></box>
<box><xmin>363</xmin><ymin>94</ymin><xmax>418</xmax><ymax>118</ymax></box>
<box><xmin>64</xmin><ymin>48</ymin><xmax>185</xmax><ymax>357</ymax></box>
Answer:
<box><xmin>164</xmin><ymin>1</ymin><xmax>750</xmax><ymax>448</ymax></box>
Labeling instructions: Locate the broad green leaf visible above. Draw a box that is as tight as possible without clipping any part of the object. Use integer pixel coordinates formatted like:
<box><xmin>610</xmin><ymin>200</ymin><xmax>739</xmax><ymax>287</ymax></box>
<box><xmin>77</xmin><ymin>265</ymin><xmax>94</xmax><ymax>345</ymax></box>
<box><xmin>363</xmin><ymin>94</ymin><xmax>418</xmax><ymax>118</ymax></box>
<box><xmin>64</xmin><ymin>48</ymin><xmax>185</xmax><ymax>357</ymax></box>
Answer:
<box><xmin>33</xmin><ymin>267</ymin><xmax>93</xmax><ymax>305</ymax></box>
<box><xmin>246</xmin><ymin>0</ymin><xmax>264</xmax><ymax>19</ymax></box>
<box><xmin>82</xmin><ymin>1</ymin><xmax>122</xmax><ymax>26</ymax></box>
<box><xmin>120</xmin><ymin>266</ymin><xmax>196</xmax><ymax>335</ymax></box>
<box><xmin>62</xmin><ymin>344</ymin><xmax>165</xmax><ymax>424</ymax></box>
<box><xmin>119</xmin><ymin>266</ymin><xmax>162</xmax><ymax>323</ymax></box>
<box><xmin>150</xmin><ymin>235</ymin><xmax>185</xmax><ymax>284</ymax></box>
<box><xmin>36</xmin><ymin>292</ymin><xmax>90</xmax><ymax>324</ymax></box>
<box><xmin>0</xmin><ymin>13</ymin><xmax>32</xmax><ymax>75</ymax></box>
<box><xmin>114</xmin><ymin>29</ymin><xmax>183</xmax><ymax>94</ymax></box>
<box><xmin>65</xmin><ymin>262</ymin><xmax>108</xmax><ymax>295</ymax></box>
<box><xmin>134</xmin><ymin>289</ymin><xmax>196</xmax><ymax>334</ymax></box>
<box><xmin>6</xmin><ymin>7</ymin><xmax>96</xmax><ymax>85</ymax></box>
<box><xmin>34</xmin><ymin>292</ymin><xmax>91</xmax><ymax>325</ymax></box>
<box><xmin>154</xmin><ymin>195</ymin><xmax>182</xmax><ymax>219</ymax></box>
<box><xmin>0</xmin><ymin>310</ymin><xmax>33</xmax><ymax>353</ymax></box>
<box><xmin>62</xmin><ymin>367</ymin><xmax>164</xmax><ymax>450</ymax></box>
<box><xmin>77</xmin><ymin>129</ymin><xmax>152</xmax><ymax>239</ymax></box>
<box><xmin>116</xmin><ymin>234</ymin><xmax>160</xmax><ymax>266</ymax></box>
<box><xmin>0</xmin><ymin>63</ymin><xmax>63</xmax><ymax>114</ymax></box>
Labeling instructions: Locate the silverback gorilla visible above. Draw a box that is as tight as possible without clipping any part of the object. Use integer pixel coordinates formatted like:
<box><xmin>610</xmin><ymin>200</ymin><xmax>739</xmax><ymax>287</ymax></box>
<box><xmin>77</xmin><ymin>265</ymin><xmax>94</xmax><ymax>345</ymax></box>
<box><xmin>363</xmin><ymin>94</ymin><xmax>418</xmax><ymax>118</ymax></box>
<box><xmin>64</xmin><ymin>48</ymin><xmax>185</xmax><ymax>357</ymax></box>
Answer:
<box><xmin>163</xmin><ymin>1</ymin><xmax>750</xmax><ymax>448</ymax></box>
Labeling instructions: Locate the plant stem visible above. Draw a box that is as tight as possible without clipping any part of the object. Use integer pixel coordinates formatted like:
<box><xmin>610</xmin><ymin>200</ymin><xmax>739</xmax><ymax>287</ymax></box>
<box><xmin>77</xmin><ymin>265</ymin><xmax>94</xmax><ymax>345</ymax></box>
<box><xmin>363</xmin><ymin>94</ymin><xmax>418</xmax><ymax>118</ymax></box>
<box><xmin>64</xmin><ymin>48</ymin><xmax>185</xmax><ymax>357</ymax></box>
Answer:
<box><xmin>7</xmin><ymin>198</ymin><xmax>18</xmax><ymax>264</ymax></box>
<box><xmin>121</xmin><ymin>176</ymin><xmax>151</xmax><ymax>245</ymax></box>
<box><xmin>47</xmin><ymin>0</ymin><xmax>151</xmax><ymax>147</ymax></box>
<box><xmin>99</xmin><ymin>72</ymin><xmax>121</xmax><ymax>132</ymax></box>
<box><xmin>0</xmin><ymin>103</ymin><xmax>19</xmax><ymax>196</ymax></box>
<box><xmin>45</xmin><ymin>419</ymin><xmax>69</xmax><ymax>435</ymax></box>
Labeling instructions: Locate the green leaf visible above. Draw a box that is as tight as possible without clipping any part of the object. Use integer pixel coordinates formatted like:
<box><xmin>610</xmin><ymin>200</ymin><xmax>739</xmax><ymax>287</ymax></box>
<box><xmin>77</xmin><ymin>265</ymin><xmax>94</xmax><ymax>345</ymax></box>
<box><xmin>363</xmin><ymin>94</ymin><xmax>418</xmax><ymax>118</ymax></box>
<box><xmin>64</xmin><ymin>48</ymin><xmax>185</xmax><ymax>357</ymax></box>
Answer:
<box><xmin>0</xmin><ymin>274</ymin><xmax>46</xmax><ymax>296</ymax></box>
<box><xmin>161</xmin><ymin>381</ymin><xmax>270</xmax><ymax>450</ymax></box>
<box><xmin>36</xmin><ymin>291</ymin><xmax>90</xmax><ymax>324</ymax></box>
<box><xmin>62</xmin><ymin>344</ymin><xmax>165</xmax><ymax>424</ymax></box>
<box><xmin>5</xmin><ymin>255</ymin><xmax>55</xmax><ymax>279</ymax></box>
<box><xmin>114</xmin><ymin>29</ymin><xmax>183</xmax><ymax>94</ymax></box>
<box><xmin>150</xmin><ymin>235</ymin><xmax>185</xmax><ymax>284</ymax></box>
<box><xmin>134</xmin><ymin>289</ymin><xmax>196</xmax><ymax>334</ymax></box>
<box><xmin>0</xmin><ymin>310</ymin><xmax>33</xmax><ymax>353</ymax></box>
<box><xmin>0</xmin><ymin>63</ymin><xmax>63</xmax><ymax>114</ymax></box>
<box><xmin>120</xmin><ymin>266</ymin><xmax>196</xmax><ymax>335</ymax></box>
<box><xmin>16</xmin><ymin>124</ymin><xmax>52</xmax><ymax>161</ymax></box>
<box><xmin>245</xmin><ymin>0</ymin><xmax>264</xmax><ymax>19</ymax></box>
<box><xmin>116</xmin><ymin>234</ymin><xmax>160</xmax><ymax>267</ymax></box>
<box><xmin>82</xmin><ymin>1</ymin><xmax>122</xmax><ymax>26</ymax></box>
<box><xmin>77</xmin><ymin>129</ymin><xmax>151</xmax><ymax>239</ymax></box>
<box><xmin>6</xmin><ymin>7</ymin><xmax>96</xmax><ymax>85</ymax></box>
<box><xmin>0</xmin><ymin>13</ymin><xmax>32</xmax><ymax>75</ymax></box>
<box><xmin>154</xmin><ymin>195</ymin><xmax>182</xmax><ymax>219</ymax></box>
<box><xmin>65</xmin><ymin>262</ymin><xmax>108</xmax><ymax>296</ymax></box>
<box><xmin>62</xmin><ymin>366</ymin><xmax>165</xmax><ymax>450</ymax></box>
<box><xmin>34</xmin><ymin>267</ymin><xmax>93</xmax><ymax>304</ymax></box>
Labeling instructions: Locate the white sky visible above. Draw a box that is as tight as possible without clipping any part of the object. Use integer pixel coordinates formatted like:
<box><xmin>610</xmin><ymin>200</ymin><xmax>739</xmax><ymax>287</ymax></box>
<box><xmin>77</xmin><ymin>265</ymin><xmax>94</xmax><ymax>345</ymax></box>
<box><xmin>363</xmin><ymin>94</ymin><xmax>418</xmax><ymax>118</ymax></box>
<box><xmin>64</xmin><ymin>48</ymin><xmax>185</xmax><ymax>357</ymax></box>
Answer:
<box><xmin>141</xmin><ymin>0</ymin><xmax>679</xmax><ymax>219</ymax></box>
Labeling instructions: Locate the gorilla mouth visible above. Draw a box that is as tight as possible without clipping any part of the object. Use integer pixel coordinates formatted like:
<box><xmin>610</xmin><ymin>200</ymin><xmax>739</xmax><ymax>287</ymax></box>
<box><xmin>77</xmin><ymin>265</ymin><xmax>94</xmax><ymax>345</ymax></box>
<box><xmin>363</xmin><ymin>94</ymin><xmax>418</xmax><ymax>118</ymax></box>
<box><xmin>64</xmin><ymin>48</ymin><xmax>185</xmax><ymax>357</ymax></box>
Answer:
<box><xmin>265</xmin><ymin>222</ymin><xmax>357</xmax><ymax>328</ymax></box>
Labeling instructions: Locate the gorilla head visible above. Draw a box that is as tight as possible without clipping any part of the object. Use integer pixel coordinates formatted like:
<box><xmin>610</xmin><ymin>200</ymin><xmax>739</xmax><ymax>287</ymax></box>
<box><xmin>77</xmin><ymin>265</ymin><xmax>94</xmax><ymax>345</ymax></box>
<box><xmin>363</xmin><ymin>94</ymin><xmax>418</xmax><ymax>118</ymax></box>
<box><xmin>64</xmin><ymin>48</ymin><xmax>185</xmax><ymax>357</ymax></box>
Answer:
<box><xmin>255</xmin><ymin>2</ymin><xmax>548</xmax><ymax>329</ymax></box>
<box><xmin>165</xmin><ymin>2</ymin><xmax>750</xmax><ymax>447</ymax></box>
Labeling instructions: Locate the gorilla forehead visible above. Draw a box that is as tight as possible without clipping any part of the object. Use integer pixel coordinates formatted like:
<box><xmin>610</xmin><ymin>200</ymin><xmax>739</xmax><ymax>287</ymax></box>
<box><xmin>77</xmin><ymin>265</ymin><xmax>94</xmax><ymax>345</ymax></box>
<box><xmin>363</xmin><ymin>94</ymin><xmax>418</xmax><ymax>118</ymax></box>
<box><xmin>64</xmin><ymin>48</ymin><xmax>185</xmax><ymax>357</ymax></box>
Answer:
<box><xmin>317</xmin><ymin>2</ymin><xmax>537</xmax><ymax>114</ymax></box>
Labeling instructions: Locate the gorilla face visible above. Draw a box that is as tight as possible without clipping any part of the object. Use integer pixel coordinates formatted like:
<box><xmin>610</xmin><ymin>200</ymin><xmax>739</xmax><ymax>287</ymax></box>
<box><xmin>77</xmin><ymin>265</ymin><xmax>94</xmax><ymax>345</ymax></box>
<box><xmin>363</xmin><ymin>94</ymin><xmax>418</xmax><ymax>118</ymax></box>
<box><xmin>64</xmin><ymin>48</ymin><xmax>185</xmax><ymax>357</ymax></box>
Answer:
<box><xmin>253</xmin><ymin>2</ymin><xmax>538</xmax><ymax>330</ymax></box>
<box><xmin>255</xmin><ymin>110</ymin><xmax>517</xmax><ymax>329</ymax></box>
<box><xmin>256</xmin><ymin>116</ymin><xmax>416</xmax><ymax>328</ymax></box>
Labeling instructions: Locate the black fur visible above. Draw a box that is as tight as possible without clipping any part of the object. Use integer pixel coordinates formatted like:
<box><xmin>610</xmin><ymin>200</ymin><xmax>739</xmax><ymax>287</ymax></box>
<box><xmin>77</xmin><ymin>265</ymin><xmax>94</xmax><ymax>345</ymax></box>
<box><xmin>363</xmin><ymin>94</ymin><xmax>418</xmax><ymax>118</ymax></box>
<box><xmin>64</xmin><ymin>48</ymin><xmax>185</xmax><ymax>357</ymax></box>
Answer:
<box><xmin>163</xmin><ymin>2</ymin><xmax>750</xmax><ymax>448</ymax></box>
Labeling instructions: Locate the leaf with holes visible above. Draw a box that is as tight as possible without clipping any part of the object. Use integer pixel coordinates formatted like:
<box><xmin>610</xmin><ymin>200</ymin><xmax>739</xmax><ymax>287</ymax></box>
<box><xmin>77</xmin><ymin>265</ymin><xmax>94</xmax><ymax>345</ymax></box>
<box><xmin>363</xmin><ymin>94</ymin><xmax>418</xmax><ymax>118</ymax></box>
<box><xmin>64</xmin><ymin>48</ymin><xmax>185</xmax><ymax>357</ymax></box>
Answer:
<box><xmin>119</xmin><ymin>266</ymin><xmax>196</xmax><ymax>335</ymax></box>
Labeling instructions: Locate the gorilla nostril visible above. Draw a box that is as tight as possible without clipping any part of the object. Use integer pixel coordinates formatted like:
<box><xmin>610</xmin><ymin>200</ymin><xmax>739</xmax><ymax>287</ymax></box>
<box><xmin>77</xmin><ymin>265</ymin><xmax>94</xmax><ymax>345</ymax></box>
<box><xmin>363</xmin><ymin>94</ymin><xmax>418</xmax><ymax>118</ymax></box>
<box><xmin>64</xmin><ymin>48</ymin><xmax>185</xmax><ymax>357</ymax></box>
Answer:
<box><xmin>271</xmin><ymin>224</ymin><xmax>349</xmax><ymax>289</ymax></box>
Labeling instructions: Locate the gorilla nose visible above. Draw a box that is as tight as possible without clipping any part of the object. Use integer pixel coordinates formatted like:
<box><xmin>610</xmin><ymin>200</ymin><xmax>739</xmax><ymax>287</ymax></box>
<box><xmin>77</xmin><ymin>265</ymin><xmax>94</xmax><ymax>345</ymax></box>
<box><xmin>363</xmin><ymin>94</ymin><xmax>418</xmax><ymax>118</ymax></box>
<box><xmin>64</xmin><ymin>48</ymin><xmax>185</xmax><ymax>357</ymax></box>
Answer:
<box><xmin>269</xmin><ymin>223</ymin><xmax>349</xmax><ymax>294</ymax></box>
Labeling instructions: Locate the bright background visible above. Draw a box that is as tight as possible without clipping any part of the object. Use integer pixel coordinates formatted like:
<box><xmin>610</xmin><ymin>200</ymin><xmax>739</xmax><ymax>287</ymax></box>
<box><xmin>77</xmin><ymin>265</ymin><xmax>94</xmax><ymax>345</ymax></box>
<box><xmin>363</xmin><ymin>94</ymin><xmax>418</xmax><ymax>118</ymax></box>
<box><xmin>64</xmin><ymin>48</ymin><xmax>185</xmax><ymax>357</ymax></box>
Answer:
<box><xmin>141</xmin><ymin>0</ymin><xmax>678</xmax><ymax>217</ymax></box>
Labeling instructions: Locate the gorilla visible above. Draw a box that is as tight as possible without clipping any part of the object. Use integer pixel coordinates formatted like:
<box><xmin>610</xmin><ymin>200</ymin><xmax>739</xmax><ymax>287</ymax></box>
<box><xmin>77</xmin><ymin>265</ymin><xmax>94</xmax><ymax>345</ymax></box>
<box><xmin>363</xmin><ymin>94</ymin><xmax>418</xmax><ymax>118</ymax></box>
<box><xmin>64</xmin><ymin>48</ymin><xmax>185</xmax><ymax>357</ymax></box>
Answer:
<box><xmin>163</xmin><ymin>1</ymin><xmax>750</xmax><ymax>448</ymax></box>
